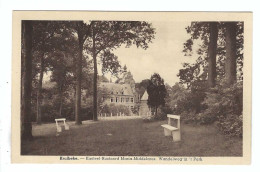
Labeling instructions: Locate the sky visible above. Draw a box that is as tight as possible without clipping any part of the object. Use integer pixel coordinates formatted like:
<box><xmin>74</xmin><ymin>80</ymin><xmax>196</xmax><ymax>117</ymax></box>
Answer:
<box><xmin>104</xmin><ymin>21</ymin><xmax>199</xmax><ymax>86</ymax></box>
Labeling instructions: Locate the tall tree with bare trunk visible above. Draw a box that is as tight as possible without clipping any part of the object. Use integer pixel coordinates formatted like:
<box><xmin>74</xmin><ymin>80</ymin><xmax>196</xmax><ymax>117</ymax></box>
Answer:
<box><xmin>73</xmin><ymin>21</ymin><xmax>92</xmax><ymax>125</ymax></box>
<box><xmin>21</xmin><ymin>20</ymin><xmax>33</xmax><ymax>140</ymax></box>
<box><xmin>225</xmin><ymin>22</ymin><xmax>237</xmax><ymax>85</ymax></box>
<box><xmin>207</xmin><ymin>22</ymin><xmax>218</xmax><ymax>87</ymax></box>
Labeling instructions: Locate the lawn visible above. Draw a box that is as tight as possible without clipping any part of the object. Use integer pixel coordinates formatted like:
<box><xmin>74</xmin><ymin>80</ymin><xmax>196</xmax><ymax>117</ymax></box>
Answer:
<box><xmin>21</xmin><ymin>118</ymin><xmax>242</xmax><ymax>156</ymax></box>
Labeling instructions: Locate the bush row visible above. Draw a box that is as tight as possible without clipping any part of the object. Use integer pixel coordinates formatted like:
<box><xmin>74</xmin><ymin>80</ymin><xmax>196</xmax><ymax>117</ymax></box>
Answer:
<box><xmin>175</xmin><ymin>82</ymin><xmax>243</xmax><ymax>137</ymax></box>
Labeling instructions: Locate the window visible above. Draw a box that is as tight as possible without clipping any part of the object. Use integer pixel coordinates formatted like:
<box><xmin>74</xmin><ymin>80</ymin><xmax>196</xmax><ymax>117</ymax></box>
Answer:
<box><xmin>126</xmin><ymin>98</ymin><xmax>129</xmax><ymax>102</ymax></box>
<box><xmin>116</xmin><ymin>97</ymin><xmax>119</xmax><ymax>103</ymax></box>
<box><xmin>122</xmin><ymin>91</ymin><xmax>124</xmax><ymax>95</ymax></box>
<box><xmin>111</xmin><ymin>98</ymin><xmax>114</xmax><ymax>102</ymax></box>
<box><xmin>121</xmin><ymin>98</ymin><xmax>124</xmax><ymax>102</ymax></box>
<box><xmin>131</xmin><ymin>98</ymin><xmax>134</xmax><ymax>103</ymax></box>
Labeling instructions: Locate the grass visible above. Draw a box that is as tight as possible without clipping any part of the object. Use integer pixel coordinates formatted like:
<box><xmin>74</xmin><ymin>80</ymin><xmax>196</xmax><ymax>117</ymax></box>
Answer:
<box><xmin>21</xmin><ymin>118</ymin><xmax>242</xmax><ymax>156</ymax></box>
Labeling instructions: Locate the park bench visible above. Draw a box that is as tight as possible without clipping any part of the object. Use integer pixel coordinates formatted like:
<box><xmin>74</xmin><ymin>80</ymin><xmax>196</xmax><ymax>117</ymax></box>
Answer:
<box><xmin>55</xmin><ymin>118</ymin><xmax>69</xmax><ymax>132</ymax></box>
<box><xmin>161</xmin><ymin>114</ymin><xmax>181</xmax><ymax>142</ymax></box>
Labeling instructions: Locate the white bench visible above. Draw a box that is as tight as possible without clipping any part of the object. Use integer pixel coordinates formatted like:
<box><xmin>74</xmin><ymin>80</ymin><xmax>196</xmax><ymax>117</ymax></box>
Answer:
<box><xmin>55</xmin><ymin>118</ymin><xmax>69</xmax><ymax>132</ymax></box>
<box><xmin>161</xmin><ymin>114</ymin><xmax>181</xmax><ymax>142</ymax></box>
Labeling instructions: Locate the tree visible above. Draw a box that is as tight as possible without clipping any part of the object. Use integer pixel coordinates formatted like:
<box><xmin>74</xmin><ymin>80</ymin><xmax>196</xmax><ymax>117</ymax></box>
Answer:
<box><xmin>70</xmin><ymin>21</ymin><xmax>92</xmax><ymax>124</ymax></box>
<box><xmin>179</xmin><ymin>22</ymin><xmax>210</xmax><ymax>88</ymax></box>
<box><xmin>31</xmin><ymin>21</ymin><xmax>93</xmax><ymax>124</ymax></box>
<box><xmin>225</xmin><ymin>22</ymin><xmax>237</xmax><ymax>85</ymax></box>
<box><xmin>48</xmin><ymin>23</ymin><xmax>80</xmax><ymax>118</ymax></box>
<box><xmin>179</xmin><ymin>22</ymin><xmax>244</xmax><ymax>88</ymax></box>
<box><xmin>147</xmin><ymin>73</ymin><xmax>167</xmax><ymax>116</ymax></box>
<box><xmin>21</xmin><ymin>20</ymin><xmax>33</xmax><ymax>140</ymax></box>
<box><xmin>49</xmin><ymin>52</ymin><xmax>75</xmax><ymax>117</ymax></box>
<box><xmin>32</xmin><ymin>21</ymin><xmax>59</xmax><ymax>124</ymax></box>
<box><xmin>116</xmin><ymin>71</ymin><xmax>136</xmax><ymax>91</ymax></box>
<box><xmin>165</xmin><ymin>83</ymin><xmax>187</xmax><ymax>113</ymax></box>
<box><xmin>207</xmin><ymin>22</ymin><xmax>218</xmax><ymax>87</ymax></box>
<box><xmin>85</xmin><ymin>21</ymin><xmax>155</xmax><ymax>121</ymax></box>
<box><xmin>135</xmin><ymin>79</ymin><xmax>150</xmax><ymax>95</ymax></box>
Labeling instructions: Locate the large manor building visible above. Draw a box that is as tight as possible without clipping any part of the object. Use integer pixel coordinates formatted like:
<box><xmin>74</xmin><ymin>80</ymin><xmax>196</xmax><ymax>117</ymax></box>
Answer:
<box><xmin>99</xmin><ymin>82</ymin><xmax>135</xmax><ymax>110</ymax></box>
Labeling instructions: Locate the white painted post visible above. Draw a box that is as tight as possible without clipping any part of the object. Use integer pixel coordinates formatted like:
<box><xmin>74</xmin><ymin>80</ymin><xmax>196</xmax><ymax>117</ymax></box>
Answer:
<box><xmin>105</xmin><ymin>113</ymin><xmax>107</xmax><ymax>118</ymax></box>
<box><xmin>111</xmin><ymin>113</ymin><xmax>112</xmax><ymax>117</ymax></box>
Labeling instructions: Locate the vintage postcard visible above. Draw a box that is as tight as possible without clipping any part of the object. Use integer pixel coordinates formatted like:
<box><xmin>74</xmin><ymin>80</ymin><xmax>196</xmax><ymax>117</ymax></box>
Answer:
<box><xmin>12</xmin><ymin>11</ymin><xmax>252</xmax><ymax>164</ymax></box>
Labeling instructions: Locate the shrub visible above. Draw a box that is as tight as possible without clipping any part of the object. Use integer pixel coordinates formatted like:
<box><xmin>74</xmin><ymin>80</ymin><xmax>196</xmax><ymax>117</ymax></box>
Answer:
<box><xmin>80</xmin><ymin>106</ymin><xmax>94</xmax><ymax>120</ymax></box>
<box><xmin>175</xmin><ymin>80</ymin><xmax>207</xmax><ymax>115</ymax></box>
<box><xmin>201</xmin><ymin>82</ymin><xmax>243</xmax><ymax>136</ymax></box>
<box><xmin>62</xmin><ymin>103</ymin><xmax>74</xmax><ymax>120</ymax></box>
<box><xmin>216</xmin><ymin>114</ymin><xmax>243</xmax><ymax>137</ymax></box>
<box><xmin>178</xmin><ymin>82</ymin><xmax>243</xmax><ymax>137</ymax></box>
<box><xmin>142</xmin><ymin>106</ymin><xmax>172</xmax><ymax>122</ymax></box>
<box><xmin>152</xmin><ymin>106</ymin><xmax>171</xmax><ymax>120</ymax></box>
<box><xmin>41</xmin><ymin>103</ymin><xmax>59</xmax><ymax>122</ymax></box>
<box><xmin>195</xmin><ymin>112</ymin><xmax>217</xmax><ymax>124</ymax></box>
<box><xmin>142</xmin><ymin>115</ymin><xmax>154</xmax><ymax>122</ymax></box>
<box><xmin>100</xmin><ymin>104</ymin><xmax>130</xmax><ymax>116</ymax></box>
<box><xmin>131</xmin><ymin>105</ymin><xmax>139</xmax><ymax>115</ymax></box>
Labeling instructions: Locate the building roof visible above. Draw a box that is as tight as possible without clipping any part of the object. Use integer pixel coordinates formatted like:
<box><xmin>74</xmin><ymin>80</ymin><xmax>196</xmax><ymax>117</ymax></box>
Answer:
<box><xmin>99</xmin><ymin>82</ymin><xmax>134</xmax><ymax>96</ymax></box>
<box><xmin>141</xmin><ymin>90</ymin><xmax>149</xmax><ymax>101</ymax></box>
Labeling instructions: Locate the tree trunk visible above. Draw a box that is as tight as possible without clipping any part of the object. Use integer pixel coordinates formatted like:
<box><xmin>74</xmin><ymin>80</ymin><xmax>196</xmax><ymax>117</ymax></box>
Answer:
<box><xmin>21</xmin><ymin>21</ymin><xmax>33</xmax><ymax>140</ymax></box>
<box><xmin>208</xmin><ymin>22</ymin><xmax>218</xmax><ymax>88</ymax></box>
<box><xmin>93</xmin><ymin>33</ymin><xmax>98</xmax><ymax>121</ymax></box>
<box><xmin>59</xmin><ymin>85</ymin><xmax>63</xmax><ymax>117</ymax></box>
<box><xmin>75</xmin><ymin>35</ymin><xmax>83</xmax><ymax>125</ymax></box>
<box><xmin>225</xmin><ymin>22</ymin><xmax>237</xmax><ymax>85</ymax></box>
<box><xmin>36</xmin><ymin>53</ymin><xmax>45</xmax><ymax>124</ymax></box>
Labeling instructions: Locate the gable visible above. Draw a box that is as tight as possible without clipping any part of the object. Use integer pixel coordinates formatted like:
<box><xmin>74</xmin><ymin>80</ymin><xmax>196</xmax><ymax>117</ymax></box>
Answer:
<box><xmin>141</xmin><ymin>90</ymin><xmax>149</xmax><ymax>101</ymax></box>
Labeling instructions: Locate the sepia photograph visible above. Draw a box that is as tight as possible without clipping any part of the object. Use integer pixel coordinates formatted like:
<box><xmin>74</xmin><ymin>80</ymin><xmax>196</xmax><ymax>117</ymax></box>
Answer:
<box><xmin>11</xmin><ymin>11</ymin><xmax>252</xmax><ymax>164</ymax></box>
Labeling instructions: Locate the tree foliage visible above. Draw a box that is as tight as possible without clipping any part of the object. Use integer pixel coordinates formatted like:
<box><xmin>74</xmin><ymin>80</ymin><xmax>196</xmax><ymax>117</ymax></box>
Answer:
<box><xmin>147</xmin><ymin>73</ymin><xmax>167</xmax><ymax>116</ymax></box>
<box><xmin>179</xmin><ymin>22</ymin><xmax>244</xmax><ymax>87</ymax></box>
